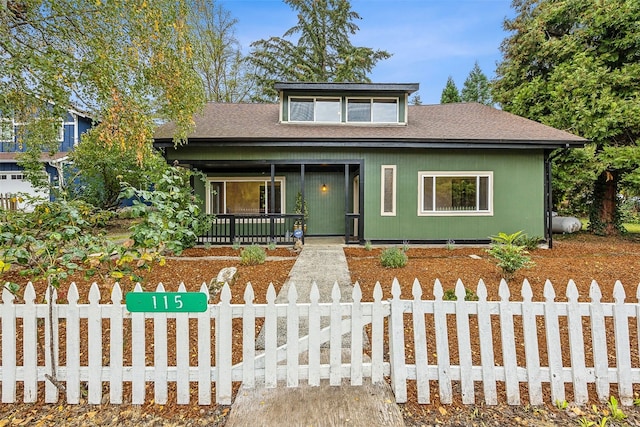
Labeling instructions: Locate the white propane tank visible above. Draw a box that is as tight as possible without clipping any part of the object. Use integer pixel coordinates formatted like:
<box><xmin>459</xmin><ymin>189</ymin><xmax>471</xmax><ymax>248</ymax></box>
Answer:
<box><xmin>551</xmin><ymin>216</ymin><xmax>582</xmax><ymax>233</ymax></box>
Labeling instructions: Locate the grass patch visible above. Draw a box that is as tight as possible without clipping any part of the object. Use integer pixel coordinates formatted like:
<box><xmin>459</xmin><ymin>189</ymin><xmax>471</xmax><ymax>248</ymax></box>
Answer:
<box><xmin>623</xmin><ymin>223</ymin><xmax>640</xmax><ymax>233</ymax></box>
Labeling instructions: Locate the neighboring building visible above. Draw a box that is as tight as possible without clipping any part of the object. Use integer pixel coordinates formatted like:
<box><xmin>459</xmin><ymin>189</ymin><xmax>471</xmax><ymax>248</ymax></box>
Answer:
<box><xmin>154</xmin><ymin>82</ymin><xmax>586</xmax><ymax>245</ymax></box>
<box><xmin>0</xmin><ymin>109</ymin><xmax>92</xmax><ymax>209</ymax></box>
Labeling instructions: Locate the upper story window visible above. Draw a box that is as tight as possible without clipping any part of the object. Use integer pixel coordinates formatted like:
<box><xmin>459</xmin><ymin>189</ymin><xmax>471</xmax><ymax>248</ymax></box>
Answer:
<box><xmin>347</xmin><ymin>98</ymin><xmax>398</xmax><ymax>123</ymax></box>
<box><xmin>0</xmin><ymin>119</ymin><xmax>14</xmax><ymax>142</ymax></box>
<box><xmin>290</xmin><ymin>97</ymin><xmax>341</xmax><ymax>123</ymax></box>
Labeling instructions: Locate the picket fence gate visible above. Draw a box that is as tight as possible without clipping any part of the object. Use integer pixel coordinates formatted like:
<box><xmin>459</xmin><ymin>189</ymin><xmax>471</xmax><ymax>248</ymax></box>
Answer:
<box><xmin>1</xmin><ymin>278</ymin><xmax>640</xmax><ymax>407</ymax></box>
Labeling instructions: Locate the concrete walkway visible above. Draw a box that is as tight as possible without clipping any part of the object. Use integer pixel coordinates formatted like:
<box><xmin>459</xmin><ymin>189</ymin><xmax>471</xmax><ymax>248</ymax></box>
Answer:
<box><xmin>228</xmin><ymin>239</ymin><xmax>406</xmax><ymax>427</ymax></box>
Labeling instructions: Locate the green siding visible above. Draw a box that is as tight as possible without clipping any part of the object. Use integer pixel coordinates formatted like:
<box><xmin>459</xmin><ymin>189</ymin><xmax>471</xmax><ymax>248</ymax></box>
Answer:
<box><xmin>167</xmin><ymin>146</ymin><xmax>546</xmax><ymax>241</ymax></box>
<box><xmin>285</xmin><ymin>172</ymin><xmax>345</xmax><ymax>235</ymax></box>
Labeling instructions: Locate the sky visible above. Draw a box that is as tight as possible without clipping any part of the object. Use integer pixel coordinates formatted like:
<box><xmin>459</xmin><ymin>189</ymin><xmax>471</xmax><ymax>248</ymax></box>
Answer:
<box><xmin>220</xmin><ymin>0</ymin><xmax>515</xmax><ymax>105</ymax></box>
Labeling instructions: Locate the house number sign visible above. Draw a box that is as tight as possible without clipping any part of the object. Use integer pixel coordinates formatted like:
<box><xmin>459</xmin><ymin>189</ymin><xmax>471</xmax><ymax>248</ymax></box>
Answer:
<box><xmin>126</xmin><ymin>292</ymin><xmax>208</xmax><ymax>313</ymax></box>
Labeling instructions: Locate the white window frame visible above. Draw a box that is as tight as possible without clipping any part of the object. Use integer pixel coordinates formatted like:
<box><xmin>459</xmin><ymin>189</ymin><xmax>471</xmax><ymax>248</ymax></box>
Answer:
<box><xmin>380</xmin><ymin>165</ymin><xmax>396</xmax><ymax>216</ymax></box>
<box><xmin>205</xmin><ymin>176</ymin><xmax>286</xmax><ymax>216</ymax></box>
<box><xmin>0</xmin><ymin>118</ymin><xmax>14</xmax><ymax>142</ymax></box>
<box><xmin>57</xmin><ymin>119</ymin><xmax>66</xmax><ymax>142</ymax></box>
<box><xmin>418</xmin><ymin>171</ymin><xmax>493</xmax><ymax>216</ymax></box>
<box><xmin>288</xmin><ymin>96</ymin><xmax>341</xmax><ymax>123</ymax></box>
<box><xmin>12</xmin><ymin>118</ymin><xmax>65</xmax><ymax>142</ymax></box>
<box><xmin>346</xmin><ymin>97</ymin><xmax>399</xmax><ymax>123</ymax></box>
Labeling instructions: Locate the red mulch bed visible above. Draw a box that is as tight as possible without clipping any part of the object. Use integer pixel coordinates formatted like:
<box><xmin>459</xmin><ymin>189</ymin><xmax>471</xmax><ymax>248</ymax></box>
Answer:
<box><xmin>2</xmin><ymin>233</ymin><xmax>640</xmax><ymax>426</ymax></box>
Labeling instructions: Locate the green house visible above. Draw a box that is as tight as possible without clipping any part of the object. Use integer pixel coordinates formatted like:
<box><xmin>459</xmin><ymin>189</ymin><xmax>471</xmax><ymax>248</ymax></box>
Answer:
<box><xmin>154</xmin><ymin>82</ymin><xmax>586</xmax><ymax>246</ymax></box>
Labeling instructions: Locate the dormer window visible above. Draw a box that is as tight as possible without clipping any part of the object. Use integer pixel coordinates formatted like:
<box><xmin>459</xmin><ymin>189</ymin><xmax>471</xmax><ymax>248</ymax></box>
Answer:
<box><xmin>290</xmin><ymin>97</ymin><xmax>341</xmax><ymax>123</ymax></box>
<box><xmin>347</xmin><ymin>98</ymin><xmax>398</xmax><ymax>123</ymax></box>
<box><xmin>276</xmin><ymin>82</ymin><xmax>417</xmax><ymax>125</ymax></box>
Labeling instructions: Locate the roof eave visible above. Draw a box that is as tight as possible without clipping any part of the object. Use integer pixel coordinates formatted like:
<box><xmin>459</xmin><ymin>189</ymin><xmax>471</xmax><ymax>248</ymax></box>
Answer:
<box><xmin>274</xmin><ymin>82</ymin><xmax>420</xmax><ymax>94</ymax></box>
<box><xmin>154</xmin><ymin>137</ymin><xmax>587</xmax><ymax>150</ymax></box>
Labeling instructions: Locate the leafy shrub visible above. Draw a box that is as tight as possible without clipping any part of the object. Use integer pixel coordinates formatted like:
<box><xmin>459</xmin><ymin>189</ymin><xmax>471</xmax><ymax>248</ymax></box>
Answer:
<box><xmin>515</xmin><ymin>234</ymin><xmax>542</xmax><ymax>250</ymax></box>
<box><xmin>443</xmin><ymin>287</ymin><xmax>478</xmax><ymax>301</ymax></box>
<box><xmin>380</xmin><ymin>247</ymin><xmax>408</xmax><ymax>268</ymax></box>
<box><xmin>240</xmin><ymin>245</ymin><xmax>266</xmax><ymax>266</ymax></box>
<box><xmin>122</xmin><ymin>166</ymin><xmax>211</xmax><ymax>255</ymax></box>
<box><xmin>232</xmin><ymin>238</ymin><xmax>241</xmax><ymax>250</ymax></box>
<box><xmin>490</xmin><ymin>230</ymin><xmax>525</xmax><ymax>245</ymax></box>
<box><xmin>486</xmin><ymin>233</ymin><xmax>534</xmax><ymax>281</ymax></box>
<box><xmin>364</xmin><ymin>240</ymin><xmax>372</xmax><ymax>251</ymax></box>
<box><xmin>620</xmin><ymin>196</ymin><xmax>640</xmax><ymax>224</ymax></box>
<box><xmin>0</xmin><ymin>199</ymin><xmax>161</xmax><ymax>290</ymax></box>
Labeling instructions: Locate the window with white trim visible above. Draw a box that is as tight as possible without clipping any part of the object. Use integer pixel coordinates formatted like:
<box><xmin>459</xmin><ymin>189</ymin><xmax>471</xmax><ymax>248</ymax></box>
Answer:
<box><xmin>0</xmin><ymin>119</ymin><xmax>14</xmax><ymax>142</ymax></box>
<box><xmin>381</xmin><ymin>165</ymin><xmax>396</xmax><ymax>216</ymax></box>
<box><xmin>207</xmin><ymin>178</ymin><xmax>285</xmax><ymax>215</ymax></box>
<box><xmin>347</xmin><ymin>98</ymin><xmax>398</xmax><ymax>123</ymax></box>
<box><xmin>57</xmin><ymin>119</ymin><xmax>65</xmax><ymax>142</ymax></box>
<box><xmin>289</xmin><ymin>97</ymin><xmax>341</xmax><ymax>122</ymax></box>
<box><xmin>418</xmin><ymin>172</ymin><xmax>492</xmax><ymax>215</ymax></box>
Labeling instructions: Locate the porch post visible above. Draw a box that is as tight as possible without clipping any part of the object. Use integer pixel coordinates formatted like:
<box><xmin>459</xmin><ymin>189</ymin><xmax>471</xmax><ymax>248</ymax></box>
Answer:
<box><xmin>270</xmin><ymin>164</ymin><xmax>276</xmax><ymax>241</ymax></box>
<box><xmin>300</xmin><ymin>164</ymin><xmax>305</xmax><ymax>244</ymax></box>
<box><xmin>344</xmin><ymin>164</ymin><xmax>349</xmax><ymax>243</ymax></box>
<box><xmin>358</xmin><ymin>160</ymin><xmax>364</xmax><ymax>242</ymax></box>
<box><xmin>545</xmin><ymin>151</ymin><xmax>554</xmax><ymax>249</ymax></box>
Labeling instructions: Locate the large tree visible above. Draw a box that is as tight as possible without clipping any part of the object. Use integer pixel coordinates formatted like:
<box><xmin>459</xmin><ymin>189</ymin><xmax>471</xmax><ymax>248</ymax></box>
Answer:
<box><xmin>461</xmin><ymin>61</ymin><xmax>492</xmax><ymax>105</ymax></box>
<box><xmin>440</xmin><ymin>76</ymin><xmax>461</xmax><ymax>104</ymax></box>
<box><xmin>187</xmin><ymin>0</ymin><xmax>254</xmax><ymax>103</ymax></box>
<box><xmin>0</xmin><ymin>1</ymin><xmax>205</xmax><ymax>173</ymax></box>
<box><xmin>493</xmin><ymin>0</ymin><xmax>640</xmax><ymax>235</ymax></box>
<box><xmin>248</xmin><ymin>0</ymin><xmax>391</xmax><ymax>101</ymax></box>
<box><xmin>67</xmin><ymin>135</ymin><xmax>167</xmax><ymax>210</ymax></box>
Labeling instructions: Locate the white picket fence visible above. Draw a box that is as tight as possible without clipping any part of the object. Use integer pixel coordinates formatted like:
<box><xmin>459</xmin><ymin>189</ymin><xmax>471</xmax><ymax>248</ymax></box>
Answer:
<box><xmin>1</xmin><ymin>278</ymin><xmax>640</xmax><ymax>406</ymax></box>
<box><xmin>0</xmin><ymin>193</ymin><xmax>18</xmax><ymax>211</ymax></box>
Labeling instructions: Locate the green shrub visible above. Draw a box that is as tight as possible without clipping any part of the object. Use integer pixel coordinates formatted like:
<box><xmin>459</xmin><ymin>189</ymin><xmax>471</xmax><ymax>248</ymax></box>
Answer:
<box><xmin>364</xmin><ymin>240</ymin><xmax>372</xmax><ymax>251</ymax></box>
<box><xmin>486</xmin><ymin>242</ymin><xmax>534</xmax><ymax>280</ymax></box>
<box><xmin>443</xmin><ymin>287</ymin><xmax>478</xmax><ymax>301</ymax></box>
<box><xmin>515</xmin><ymin>234</ymin><xmax>542</xmax><ymax>250</ymax></box>
<box><xmin>232</xmin><ymin>238</ymin><xmax>241</xmax><ymax>250</ymax></box>
<box><xmin>380</xmin><ymin>247</ymin><xmax>408</xmax><ymax>268</ymax></box>
<box><xmin>490</xmin><ymin>230</ymin><xmax>525</xmax><ymax>245</ymax></box>
<box><xmin>240</xmin><ymin>245</ymin><xmax>266</xmax><ymax>266</ymax></box>
<box><xmin>122</xmin><ymin>167</ymin><xmax>210</xmax><ymax>255</ymax></box>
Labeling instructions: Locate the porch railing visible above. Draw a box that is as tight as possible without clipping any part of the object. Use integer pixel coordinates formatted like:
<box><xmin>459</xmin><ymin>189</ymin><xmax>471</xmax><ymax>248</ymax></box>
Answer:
<box><xmin>345</xmin><ymin>212</ymin><xmax>361</xmax><ymax>244</ymax></box>
<box><xmin>198</xmin><ymin>214</ymin><xmax>304</xmax><ymax>245</ymax></box>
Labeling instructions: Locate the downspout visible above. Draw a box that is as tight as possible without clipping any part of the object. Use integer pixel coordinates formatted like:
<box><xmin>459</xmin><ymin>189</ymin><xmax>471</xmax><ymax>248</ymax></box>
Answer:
<box><xmin>48</xmin><ymin>156</ymin><xmax>68</xmax><ymax>198</ymax></box>
<box><xmin>73</xmin><ymin>113</ymin><xmax>79</xmax><ymax>147</ymax></box>
<box><xmin>300</xmin><ymin>164</ymin><xmax>305</xmax><ymax>244</ymax></box>
<box><xmin>545</xmin><ymin>148</ymin><xmax>569</xmax><ymax>249</ymax></box>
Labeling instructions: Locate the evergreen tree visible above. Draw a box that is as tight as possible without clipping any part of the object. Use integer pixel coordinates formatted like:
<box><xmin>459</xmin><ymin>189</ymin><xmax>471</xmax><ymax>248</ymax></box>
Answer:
<box><xmin>461</xmin><ymin>61</ymin><xmax>492</xmax><ymax>105</ymax></box>
<box><xmin>493</xmin><ymin>0</ymin><xmax>640</xmax><ymax>235</ymax></box>
<box><xmin>248</xmin><ymin>0</ymin><xmax>391</xmax><ymax>102</ymax></box>
<box><xmin>440</xmin><ymin>76</ymin><xmax>461</xmax><ymax>103</ymax></box>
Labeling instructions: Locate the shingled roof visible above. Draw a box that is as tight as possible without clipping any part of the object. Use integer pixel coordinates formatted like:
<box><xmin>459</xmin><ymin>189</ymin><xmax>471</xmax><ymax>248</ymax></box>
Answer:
<box><xmin>154</xmin><ymin>102</ymin><xmax>587</xmax><ymax>149</ymax></box>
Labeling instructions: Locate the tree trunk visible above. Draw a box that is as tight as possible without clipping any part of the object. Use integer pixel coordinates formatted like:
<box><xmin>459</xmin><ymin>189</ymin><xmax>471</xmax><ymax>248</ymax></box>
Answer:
<box><xmin>589</xmin><ymin>170</ymin><xmax>622</xmax><ymax>236</ymax></box>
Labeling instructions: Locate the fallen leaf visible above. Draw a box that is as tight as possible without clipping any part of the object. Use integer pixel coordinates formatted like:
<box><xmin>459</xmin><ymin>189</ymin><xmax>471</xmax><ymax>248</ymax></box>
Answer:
<box><xmin>439</xmin><ymin>406</ymin><xmax>448</xmax><ymax>416</ymax></box>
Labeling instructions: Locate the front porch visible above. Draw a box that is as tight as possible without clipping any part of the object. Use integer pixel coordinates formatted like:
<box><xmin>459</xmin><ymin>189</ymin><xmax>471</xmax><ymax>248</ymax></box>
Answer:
<box><xmin>192</xmin><ymin>160</ymin><xmax>364</xmax><ymax>245</ymax></box>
